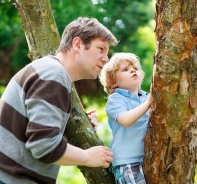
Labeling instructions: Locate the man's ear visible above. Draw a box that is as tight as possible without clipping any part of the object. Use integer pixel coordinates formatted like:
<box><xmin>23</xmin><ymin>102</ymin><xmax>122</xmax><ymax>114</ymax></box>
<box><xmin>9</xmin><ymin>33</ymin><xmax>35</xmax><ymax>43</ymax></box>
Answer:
<box><xmin>72</xmin><ymin>37</ymin><xmax>82</xmax><ymax>53</ymax></box>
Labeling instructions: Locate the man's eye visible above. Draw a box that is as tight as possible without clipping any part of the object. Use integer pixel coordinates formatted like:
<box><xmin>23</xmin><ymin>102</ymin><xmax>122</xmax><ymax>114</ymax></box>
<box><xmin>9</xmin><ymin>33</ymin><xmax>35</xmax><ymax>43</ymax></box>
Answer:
<box><xmin>99</xmin><ymin>47</ymin><xmax>103</xmax><ymax>52</ymax></box>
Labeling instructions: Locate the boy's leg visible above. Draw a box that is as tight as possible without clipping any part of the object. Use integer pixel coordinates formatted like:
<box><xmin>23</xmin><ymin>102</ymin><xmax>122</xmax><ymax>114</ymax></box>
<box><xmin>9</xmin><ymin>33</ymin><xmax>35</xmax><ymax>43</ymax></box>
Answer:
<box><xmin>122</xmin><ymin>163</ymin><xmax>138</xmax><ymax>183</ymax></box>
<box><xmin>110</xmin><ymin>163</ymin><xmax>146</xmax><ymax>184</ymax></box>
<box><xmin>136</xmin><ymin>162</ymin><xmax>146</xmax><ymax>184</ymax></box>
<box><xmin>110</xmin><ymin>165</ymin><xmax>124</xmax><ymax>184</ymax></box>
<box><xmin>110</xmin><ymin>164</ymin><xmax>138</xmax><ymax>184</ymax></box>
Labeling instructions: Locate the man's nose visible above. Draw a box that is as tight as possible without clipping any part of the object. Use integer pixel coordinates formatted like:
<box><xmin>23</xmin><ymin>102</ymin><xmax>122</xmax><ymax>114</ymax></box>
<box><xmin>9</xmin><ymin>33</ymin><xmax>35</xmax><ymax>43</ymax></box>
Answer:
<box><xmin>101</xmin><ymin>54</ymin><xmax>109</xmax><ymax>64</ymax></box>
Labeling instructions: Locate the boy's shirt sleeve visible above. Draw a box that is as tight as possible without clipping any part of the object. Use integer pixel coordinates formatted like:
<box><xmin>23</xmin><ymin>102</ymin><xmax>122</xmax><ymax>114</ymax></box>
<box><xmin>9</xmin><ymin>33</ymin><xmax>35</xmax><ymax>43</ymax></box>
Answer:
<box><xmin>106</xmin><ymin>93</ymin><xmax>128</xmax><ymax>121</ymax></box>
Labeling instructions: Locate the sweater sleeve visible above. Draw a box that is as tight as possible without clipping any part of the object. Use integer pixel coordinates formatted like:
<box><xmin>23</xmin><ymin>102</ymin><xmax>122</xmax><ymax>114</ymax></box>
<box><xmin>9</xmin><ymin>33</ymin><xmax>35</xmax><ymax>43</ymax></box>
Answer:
<box><xmin>14</xmin><ymin>59</ymin><xmax>71</xmax><ymax>163</ymax></box>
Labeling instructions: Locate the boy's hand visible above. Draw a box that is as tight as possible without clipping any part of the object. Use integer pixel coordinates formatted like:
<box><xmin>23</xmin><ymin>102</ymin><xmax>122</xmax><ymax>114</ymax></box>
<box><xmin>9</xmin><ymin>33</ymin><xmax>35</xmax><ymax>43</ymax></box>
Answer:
<box><xmin>87</xmin><ymin>109</ymin><xmax>98</xmax><ymax>131</ymax></box>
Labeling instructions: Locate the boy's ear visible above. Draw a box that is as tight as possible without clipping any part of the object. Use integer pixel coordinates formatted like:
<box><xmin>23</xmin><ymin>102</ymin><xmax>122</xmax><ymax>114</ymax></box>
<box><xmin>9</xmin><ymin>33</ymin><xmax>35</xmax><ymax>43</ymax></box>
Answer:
<box><xmin>109</xmin><ymin>80</ymin><xmax>118</xmax><ymax>88</ymax></box>
<box><xmin>112</xmin><ymin>83</ymin><xmax>118</xmax><ymax>88</ymax></box>
<box><xmin>108</xmin><ymin>79</ymin><xmax>118</xmax><ymax>88</ymax></box>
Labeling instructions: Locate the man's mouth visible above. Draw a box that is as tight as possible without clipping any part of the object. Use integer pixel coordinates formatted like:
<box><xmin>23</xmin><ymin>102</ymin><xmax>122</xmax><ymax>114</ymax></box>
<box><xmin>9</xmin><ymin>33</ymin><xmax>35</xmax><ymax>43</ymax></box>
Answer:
<box><xmin>98</xmin><ymin>65</ymin><xmax>103</xmax><ymax>70</ymax></box>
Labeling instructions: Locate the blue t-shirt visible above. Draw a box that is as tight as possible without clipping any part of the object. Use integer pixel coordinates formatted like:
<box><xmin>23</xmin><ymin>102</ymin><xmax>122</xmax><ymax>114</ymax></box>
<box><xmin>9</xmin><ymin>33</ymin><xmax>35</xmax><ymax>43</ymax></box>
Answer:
<box><xmin>106</xmin><ymin>88</ymin><xmax>149</xmax><ymax>166</ymax></box>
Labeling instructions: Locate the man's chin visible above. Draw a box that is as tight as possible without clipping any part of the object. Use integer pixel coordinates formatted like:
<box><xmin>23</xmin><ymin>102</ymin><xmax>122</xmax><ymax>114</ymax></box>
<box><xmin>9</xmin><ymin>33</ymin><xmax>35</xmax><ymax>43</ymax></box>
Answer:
<box><xmin>84</xmin><ymin>74</ymin><xmax>98</xmax><ymax>80</ymax></box>
<box><xmin>91</xmin><ymin>72</ymin><xmax>99</xmax><ymax>79</ymax></box>
<box><xmin>91</xmin><ymin>76</ymin><xmax>98</xmax><ymax>80</ymax></box>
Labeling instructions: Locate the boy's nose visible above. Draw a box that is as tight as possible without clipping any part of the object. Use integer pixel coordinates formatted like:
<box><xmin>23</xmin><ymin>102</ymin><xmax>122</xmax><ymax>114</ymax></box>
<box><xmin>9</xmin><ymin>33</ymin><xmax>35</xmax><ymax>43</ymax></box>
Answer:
<box><xmin>130</xmin><ymin>68</ymin><xmax>136</xmax><ymax>73</ymax></box>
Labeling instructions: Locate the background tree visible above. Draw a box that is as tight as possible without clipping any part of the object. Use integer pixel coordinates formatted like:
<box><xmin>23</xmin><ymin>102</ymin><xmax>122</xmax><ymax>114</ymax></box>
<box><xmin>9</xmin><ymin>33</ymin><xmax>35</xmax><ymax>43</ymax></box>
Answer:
<box><xmin>144</xmin><ymin>0</ymin><xmax>197</xmax><ymax>183</ymax></box>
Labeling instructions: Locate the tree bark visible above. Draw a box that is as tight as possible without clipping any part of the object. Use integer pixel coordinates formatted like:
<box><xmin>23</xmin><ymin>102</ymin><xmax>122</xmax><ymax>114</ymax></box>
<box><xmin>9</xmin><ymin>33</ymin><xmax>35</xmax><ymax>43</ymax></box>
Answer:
<box><xmin>144</xmin><ymin>0</ymin><xmax>197</xmax><ymax>184</ymax></box>
<box><xmin>65</xmin><ymin>85</ymin><xmax>115</xmax><ymax>183</ymax></box>
<box><xmin>13</xmin><ymin>0</ymin><xmax>115</xmax><ymax>183</ymax></box>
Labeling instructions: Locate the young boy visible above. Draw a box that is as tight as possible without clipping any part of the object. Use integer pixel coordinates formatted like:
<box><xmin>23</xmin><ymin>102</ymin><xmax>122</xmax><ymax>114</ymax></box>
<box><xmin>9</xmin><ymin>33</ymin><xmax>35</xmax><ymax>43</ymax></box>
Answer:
<box><xmin>100</xmin><ymin>52</ymin><xmax>152</xmax><ymax>184</ymax></box>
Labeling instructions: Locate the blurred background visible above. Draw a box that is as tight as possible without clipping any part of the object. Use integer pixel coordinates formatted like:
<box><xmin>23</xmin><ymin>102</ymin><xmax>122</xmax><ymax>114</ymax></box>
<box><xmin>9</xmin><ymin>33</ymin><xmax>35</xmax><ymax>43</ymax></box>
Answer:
<box><xmin>0</xmin><ymin>0</ymin><xmax>157</xmax><ymax>183</ymax></box>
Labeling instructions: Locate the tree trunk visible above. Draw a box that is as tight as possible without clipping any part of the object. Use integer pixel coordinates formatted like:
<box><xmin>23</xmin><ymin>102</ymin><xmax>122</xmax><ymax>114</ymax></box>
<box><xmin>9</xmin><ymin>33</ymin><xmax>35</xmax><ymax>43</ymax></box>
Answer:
<box><xmin>13</xmin><ymin>0</ymin><xmax>115</xmax><ymax>183</ymax></box>
<box><xmin>65</xmin><ymin>85</ymin><xmax>115</xmax><ymax>183</ymax></box>
<box><xmin>144</xmin><ymin>0</ymin><xmax>197</xmax><ymax>184</ymax></box>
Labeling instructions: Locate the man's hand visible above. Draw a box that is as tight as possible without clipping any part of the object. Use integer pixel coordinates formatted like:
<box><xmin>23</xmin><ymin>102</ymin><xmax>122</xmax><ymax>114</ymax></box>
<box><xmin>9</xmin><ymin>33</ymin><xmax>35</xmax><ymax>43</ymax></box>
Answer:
<box><xmin>87</xmin><ymin>109</ymin><xmax>98</xmax><ymax>131</ymax></box>
<box><xmin>84</xmin><ymin>146</ymin><xmax>114</xmax><ymax>168</ymax></box>
<box><xmin>54</xmin><ymin>144</ymin><xmax>113</xmax><ymax>168</ymax></box>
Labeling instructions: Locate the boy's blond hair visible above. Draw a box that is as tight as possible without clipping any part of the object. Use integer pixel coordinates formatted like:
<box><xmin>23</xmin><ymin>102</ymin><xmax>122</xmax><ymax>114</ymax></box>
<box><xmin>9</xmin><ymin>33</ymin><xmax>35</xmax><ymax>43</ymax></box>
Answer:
<box><xmin>99</xmin><ymin>52</ymin><xmax>145</xmax><ymax>95</ymax></box>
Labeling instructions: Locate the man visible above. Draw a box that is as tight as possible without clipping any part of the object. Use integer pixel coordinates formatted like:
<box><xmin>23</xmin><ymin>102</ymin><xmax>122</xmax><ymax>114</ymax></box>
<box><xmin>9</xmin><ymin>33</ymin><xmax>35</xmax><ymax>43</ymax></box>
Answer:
<box><xmin>0</xmin><ymin>17</ymin><xmax>118</xmax><ymax>184</ymax></box>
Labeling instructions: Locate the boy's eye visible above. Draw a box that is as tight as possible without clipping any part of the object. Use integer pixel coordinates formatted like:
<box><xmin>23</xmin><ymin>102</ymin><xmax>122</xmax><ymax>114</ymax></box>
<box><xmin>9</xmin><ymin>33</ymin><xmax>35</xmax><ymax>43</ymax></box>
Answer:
<box><xmin>134</xmin><ymin>67</ymin><xmax>138</xmax><ymax>70</ymax></box>
<box><xmin>122</xmin><ymin>68</ymin><xmax>128</xmax><ymax>71</ymax></box>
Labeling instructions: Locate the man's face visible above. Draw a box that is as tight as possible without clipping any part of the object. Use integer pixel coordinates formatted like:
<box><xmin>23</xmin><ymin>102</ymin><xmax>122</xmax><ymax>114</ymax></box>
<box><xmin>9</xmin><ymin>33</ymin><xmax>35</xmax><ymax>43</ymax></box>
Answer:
<box><xmin>76</xmin><ymin>38</ymin><xmax>109</xmax><ymax>79</ymax></box>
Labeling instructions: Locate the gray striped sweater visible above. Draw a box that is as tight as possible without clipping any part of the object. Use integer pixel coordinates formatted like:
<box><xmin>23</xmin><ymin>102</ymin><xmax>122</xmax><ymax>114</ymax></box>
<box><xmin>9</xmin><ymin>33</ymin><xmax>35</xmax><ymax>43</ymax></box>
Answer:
<box><xmin>0</xmin><ymin>56</ymin><xmax>71</xmax><ymax>184</ymax></box>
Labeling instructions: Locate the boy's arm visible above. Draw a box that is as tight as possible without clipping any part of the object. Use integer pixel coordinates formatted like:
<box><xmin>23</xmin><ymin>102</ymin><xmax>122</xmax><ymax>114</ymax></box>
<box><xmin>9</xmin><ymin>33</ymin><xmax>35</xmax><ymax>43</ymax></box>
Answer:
<box><xmin>54</xmin><ymin>143</ymin><xmax>113</xmax><ymax>168</ymax></box>
<box><xmin>117</xmin><ymin>95</ymin><xmax>152</xmax><ymax>127</ymax></box>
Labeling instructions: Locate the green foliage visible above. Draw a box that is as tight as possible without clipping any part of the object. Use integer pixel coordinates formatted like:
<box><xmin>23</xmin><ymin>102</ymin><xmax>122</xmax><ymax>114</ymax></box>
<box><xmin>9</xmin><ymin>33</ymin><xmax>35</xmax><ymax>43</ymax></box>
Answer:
<box><xmin>196</xmin><ymin>166</ymin><xmax>197</xmax><ymax>184</ymax></box>
<box><xmin>83</xmin><ymin>95</ymin><xmax>112</xmax><ymax>146</ymax></box>
<box><xmin>130</xmin><ymin>20</ymin><xmax>156</xmax><ymax>92</ymax></box>
<box><xmin>57</xmin><ymin>166</ymin><xmax>86</xmax><ymax>184</ymax></box>
<box><xmin>0</xmin><ymin>0</ymin><xmax>155</xmax><ymax>88</ymax></box>
<box><xmin>51</xmin><ymin>0</ymin><xmax>155</xmax><ymax>56</ymax></box>
<box><xmin>0</xmin><ymin>0</ymin><xmax>30</xmax><ymax>74</ymax></box>
<box><xmin>0</xmin><ymin>85</ymin><xmax>5</xmax><ymax>97</ymax></box>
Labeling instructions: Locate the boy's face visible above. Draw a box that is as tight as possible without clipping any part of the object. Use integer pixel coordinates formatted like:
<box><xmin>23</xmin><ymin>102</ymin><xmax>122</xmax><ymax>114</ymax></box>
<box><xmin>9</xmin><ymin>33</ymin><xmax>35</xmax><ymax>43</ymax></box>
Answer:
<box><xmin>113</xmin><ymin>61</ymin><xmax>142</xmax><ymax>92</ymax></box>
<box><xmin>76</xmin><ymin>38</ymin><xmax>109</xmax><ymax>80</ymax></box>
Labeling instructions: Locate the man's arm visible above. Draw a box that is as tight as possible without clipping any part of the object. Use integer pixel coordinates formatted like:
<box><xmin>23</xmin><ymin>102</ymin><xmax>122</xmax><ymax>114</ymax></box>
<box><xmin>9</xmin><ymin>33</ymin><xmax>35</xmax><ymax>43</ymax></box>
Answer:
<box><xmin>54</xmin><ymin>143</ymin><xmax>113</xmax><ymax>168</ymax></box>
